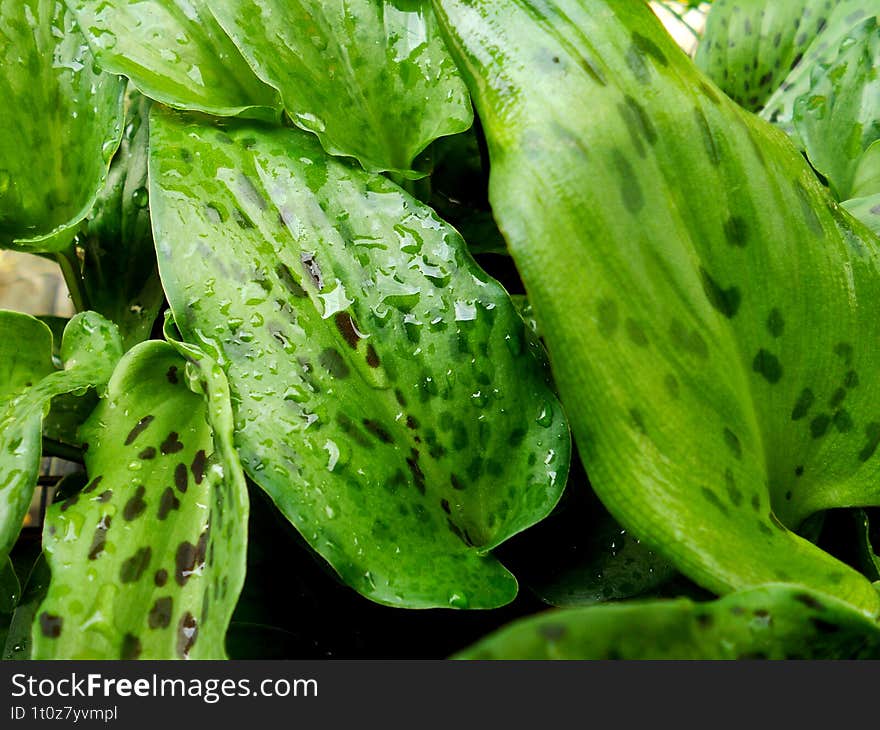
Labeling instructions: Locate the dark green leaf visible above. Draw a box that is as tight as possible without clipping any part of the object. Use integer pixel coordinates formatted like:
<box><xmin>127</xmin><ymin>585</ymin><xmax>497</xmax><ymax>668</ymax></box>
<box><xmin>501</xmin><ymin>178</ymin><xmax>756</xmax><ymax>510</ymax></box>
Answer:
<box><xmin>149</xmin><ymin>109</ymin><xmax>569</xmax><ymax>609</ymax></box>
<box><xmin>0</xmin><ymin>0</ymin><xmax>125</xmax><ymax>251</ymax></box>
<box><xmin>210</xmin><ymin>0</ymin><xmax>472</xmax><ymax>176</ymax></box>
<box><xmin>33</xmin><ymin>340</ymin><xmax>249</xmax><ymax>659</ymax></box>
<box><xmin>66</xmin><ymin>0</ymin><xmax>278</xmax><ymax>118</ymax></box>
<box><xmin>2</xmin><ymin>554</ymin><xmax>50</xmax><ymax>659</ymax></box>
<box><xmin>456</xmin><ymin>585</ymin><xmax>880</xmax><ymax>659</ymax></box>
<box><xmin>435</xmin><ymin>0</ymin><xmax>880</xmax><ymax>612</ymax></box>
<box><xmin>0</xmin><ymin>557</ymin><xmax>19</xmax><ymax>614</ymax></box>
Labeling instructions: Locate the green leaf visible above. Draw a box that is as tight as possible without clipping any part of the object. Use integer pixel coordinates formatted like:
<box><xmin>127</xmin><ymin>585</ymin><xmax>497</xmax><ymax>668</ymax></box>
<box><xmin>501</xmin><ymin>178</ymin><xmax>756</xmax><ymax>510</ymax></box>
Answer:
<box><xmin>33</xmin><ymin>340</ymin><xmax>249</xmax><ymax>659</ymax></box>
<box><xmin>149</xmin><ymin>109</ymin><xmax>569</xmax><ymax>609</ymax></box>
<box><xmin>456</xmin><ymin>585</ymin><xmax>880</xmax><ymax>659</ymax></box>
<box><xmin>66</xmin><ymin>0</ymin><xmax>278</xmax><ymax>118</ymax></box>
<box><xmin>0</xmin><ymin>557</ymin><xmax>20</xmax><ymax>615</ymax></box>
<box><xmin>435</xmin><ymin>0</ymin><xmax>880</xmax><ymax>613</ymax></box>
<box><xmin>2</xmin><ymin>553</ymin><xmax>50</xmax><ymax>659</ymax></box>
<box><xmin>761</xmin><ymin>2</ymin><xmax>878</xmax><ymax>135</ymax></box>
<box><xmin>842</xmin><ymin>140</ymin><xmax>880</xmax><ymax>235</ymax></box>
<box><xmin>695</xmin><ymin>0</ymin><xmax>831</xmax><ymax>112</ymax></box>
<box><xmin>0</xmin><ymin>0</ymin><xmax>125</xmax><ymax>251</ymax></box>
<box><xmin>210</xmin><ymin>0</ymin><xmax>473</xmax><ymax>176</ymax></box>
<box><xmin>793</xmin><ymin>18</ymin><xmax>880</xmax><ymax>201</ymax></box>
<box><xmin>78</xmin><ymin>89</ymin><xmax>165</xmax><ymax>349</ymax></box>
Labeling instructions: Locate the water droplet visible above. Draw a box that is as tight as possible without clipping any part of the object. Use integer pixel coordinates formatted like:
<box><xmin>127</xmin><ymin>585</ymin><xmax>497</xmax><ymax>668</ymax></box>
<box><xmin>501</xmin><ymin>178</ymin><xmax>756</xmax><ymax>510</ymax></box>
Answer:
<box><xmin>536</xmin><ymin>401</ymin><xmax>554</xmax><ymax>427</ymax></box>
<box><xmin>448</xmin><ymin>593</ymin><xmax>469</xmax><ymax>608</ymax></box>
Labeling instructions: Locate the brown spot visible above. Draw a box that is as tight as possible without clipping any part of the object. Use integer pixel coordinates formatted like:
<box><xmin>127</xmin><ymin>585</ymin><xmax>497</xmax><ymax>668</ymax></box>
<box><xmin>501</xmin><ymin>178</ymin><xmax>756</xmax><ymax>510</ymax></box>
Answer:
<box><xmin>406</xmin><ymin>416</ymin><xmax>419</xmax><ymax>430</ymax></box>
<box><xmin>125</xmin><ymin>415</ymin><xmax>155</xmax><ymax>446</ymax></box>
<box><xmin>138</xmin><ymin>446</ymin><xmax>157</xmax><ymax>460</ymax></box>
<box><xmin>175</xmin><ymin>542</ymin><xmax>198</xmax><ymax>586</ymax></box>
<box><xmin>166</xmin><ymin>366</ymin><xmax>179</xmax><ymax>384</ymax></box>
<box><xmin>160</xmin><ymin>432</ymin><xmax>184</xmax><ymax>455</ymax></box>
<box><xmin>190</xmin><ymin>450</ymin><xmax>206</xmax><ymax>485</ymax></box>
<box><xmin>88</xmin><ymin>515</ymin><xmax>112</xmax><ymax>560</ymax></box>
<box><xmin>158</xmin><ymin>487</ymin><xmax>181</xmax><ymax>520</ymax></box>
<box><xmin>148</xmin><ymin>597</ymin><xmax>173</xmax><ymax>629</ymax></box>
<box><xmin>82</xmin><ymin>476</ymin><xmax>103</xmax><ymax>494</ymax></box>
<box><xmin>366</xmin><ymin>344</ymin><xmax>380</xmax><ymax>368</ymax></box>
<box><xmin>154</xmin><ymin>569</ymin><xmax>168</xmax><ymax>587</ymax></box>
<box><xmin>123</xmin><ymin>486</ymin><xmax>147</xmax><ymax>521</ymax></box>
<box><xmin>335</xmin><ymin>312</ymin><xmax>361</xmax><ymax>349</ymax></box>
<box><xmin>120</xmin><ymin>547</ymin><xmax>152</xmax><ymax>583</ymax></box>
<box><xmin>120</xmin><ymin>633</ymin><xmax>142</xmax><ymax>660</ymax></box>
<box><xmin>174</xmin><ymin>463</ymin><xmax>188</xmax><ymax>493</ymax></box>
<box><xmin>177</xmin><ymin>612</ymin><xmax>198</xmax><ymax>658</ymax></box>
<box><xmin>451</xmin><ymin>473</ymin><xmax>466</xmax><ymax>491</ymax></box>
<box><xmin>406</xmin><ymin>448</ymin><xmax>426</xmax><ymax>495</ymax></box>
<box><xmin>60</xmin><ymin>495</ymin><xmax>78</xmax><ymax>512</ymax></box>
<box><xmin>95</xmin><ymin>490</ymin><xmax>113</xmax><ymax>503</ymax></box>
<box><xmin>39</xmin><ymin>612</ymin><xmax>63</xmax><ymax>638</ymax></box>
<box><xmin>441</xmin><ymin>499</ymin><xmax>451</xmax><ymax>514</ymax></box>
<box><xmin>363</xmin><ymin>419</ymin><xmax>394</xmax><ymax>444</ymax></box>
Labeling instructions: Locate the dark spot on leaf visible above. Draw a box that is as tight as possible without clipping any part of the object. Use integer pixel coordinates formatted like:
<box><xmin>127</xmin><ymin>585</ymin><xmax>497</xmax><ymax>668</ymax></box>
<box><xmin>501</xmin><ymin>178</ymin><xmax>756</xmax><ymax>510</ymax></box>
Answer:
<box><xmin>120</xmin><ymin>547</ymin><xmax>152</xmax><ymax>583</ymax></box>
<box><xmin>844</xmin><ymin>370</ymin><xmax>859</xmax><ymax>389</ymax></box>
<box><xmin>795</xmin><ymin>465</ymin><xmax>804</xmax><ymax>477</ymax></box>
<box><xmin>700</xmin><ymin>267</ymin><xmax>741</xmax><ymax>318</ymax></box>
<box><xmin>96</xmin><ymin>490</ymin><xmax>112</xmax><ymax>503</ymax></box>
<box><xmin>724</xmin><ymin>216</ymin><xmax>749</xmax><ymax>247</ymax></box>
<box><xmin>138</xmin><ymin>446</ymin><xmax>156</xmax><ymax>460</ymax></box>
<box><xmin>60</xmin><ymin>495</ymin><xmax>78</xmax><ymax>512</ymax></box>
<box><xmin>794</xmin><ymin>593</ymin><xmax>824</xmax><ymax>611</ymax></box>
<box><xmin>835</xmin><ymin>342</ymin><xmax>854</xmax><ymax>365</ymax></box>
<box><xmin>176</xmin><ymin>542</ymin><xmax>198</xmax><ymax>586</ymax></box>
<box><xmin>833</xmin><ymin>409</ymin><xmax>853</xmax><ymax>433</ymax></box>
<box><xmin>694</xmin><ymin>108</ymin><xmax>720</xmax><ymax>166</ymax></box>
<box><xmin>158</xmin><ymin>487</ymin><xmax>181</xmax><ymax>521</ymax></box>
<box><xmin>670</xmin><ymin>319</ymin><xmax>709</xmax><ymax>359</ymax></box>
<box><xmin>810</xmin><ymin>414</ymin><xmax>831</xmax><ymax>438</ymax></box>
<box><xmin>625</xmin><ymin>318</ymin><xmax>649</xmax><ymax>347</ymax></box>
<box><xmin>166</xmin><ymin>366</ymin><xmax>178</xmax><ymax>385</ymax></box>
<box><xmin>366</xmin><ymin>344</ymin><xmax>380</xmax><ymax>368</ymax></box>
<box><xmin>191</xmin><ymin>450</ymin><xmax>206</xmax><ymax>485</ymax></box>
<box><xmin>440</xmin><ymin>499</ymin><xmax>451</xmax><ymax>515</ymax></box>
<box><xmin>859</xmin><ymin>422</ymin><xmax>880</xmax><ymax>462</ymax></box>
<box><xmin>611</xmin><ymin>150</ymin><xmax>644</xmax><ymax>213</ymax></box>
<box><xmin>363</xmin><ymin>419</ymin><xmax>394</xmax><ymax>444</ymax></box>
<box><xmin>451</xmin><ymin>473</ymin><xmax>465</xmax><ymax>491</ymax></box>
<box><xmin>120</xmin><ymin>634</ymin><xmax>141</xmax><ymax>660</ymax></box>
<box><xmin>149</xmin><ymin>597</ymin><xmax>173</xmax><ymax>630</ymax></box>
<box><xmin>791</xmin><ymin>389</ymin><xmax>814</xmax><ymax>421</ymax></box>
<box><xmin>123</xmin><ymin>486</ymin><xmax>147</xmax><ymax>521</ymax></box>
<box><xmin>88</xmin><ymin>515</ymin><xmax>112</xmax><ymax>560</ymax></box>
<box><xmin>160</xmin><ymin>432</ymin><xmax>184</xmax><ymax>455</ymax></box>
<box><xmin>629</xmin><ymin>408</ymin><xmax>646</xmax><ymax>434</ymax></box>
<box><xmin>177</xmin><ymin>612</ymin><xmax>198</xmax><ymax>658</ymax></box>
<box><xmin>154</xmin><ymin>569</ymin><xmax>168</xmax><ymax>587</ymax></box>
<box><xmin>174</xmin><ymin>463</ymin><xmax>188</xmax><ymax>493</ymax></box>
<box><xmin>124</xmin><ymin>415</ymin><xmax>154</xmax><ymax>446</ymax></box>
<box><xmin>752</xmin><ymin>349</ymin><xmax>782</xmax><ymax>383</ymax></box>
<box><xmin>318</xmin><ymin>348</ymin><xmax>350</xmax><ymax>379</ymax></box>
<box><xmin>335</xmin><ymin>312</ymin><xmax>361</xmax><ymax>349</ymax></box>
<box><xmin>766</xmin><ymin>308</ymin><xmax>784</xmax><ymax>337</ymax></box>
<box><xmin>82</xmin><ymin>476</ymin><xmax>102</xmax><ymax>494</ymax></box>
<box><xmin>725</xmin><ymin>469</ymin><xmax>742</xmax><ymax>506</ymax></box>
<box><xmin>701</xmin><ymin>486</ymin><xmax>729</xmax><ymax>516</ymax></box>
<box><xmin>275</xmin><ymin>263</ymin><xmax>307</xmax><ymax>298</ymax></box>
<box><xmin>723</xmin><ymin>428</ymin><xmax>742</xmax><ymax>459</ymax></box>
<box><xmin>580</xmin><ymin>55</ymin><xmax>607</xmax><ymax>85</ymax></box>
<box><xmin>39</xmin><ymin>612</ymin><xmax>62</xmax><ymax>638</ymax></box>
<box><xmin>406</xmin><ymin>448</ymin><xmax>426</xmax><ymax>495</ymax></box>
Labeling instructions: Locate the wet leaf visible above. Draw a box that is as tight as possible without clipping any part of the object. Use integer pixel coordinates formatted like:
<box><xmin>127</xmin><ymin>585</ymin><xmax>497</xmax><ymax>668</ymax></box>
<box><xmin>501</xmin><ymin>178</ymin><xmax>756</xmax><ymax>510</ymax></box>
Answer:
<box><xmin>0</xmin><ymin>0</ymin><xmax>125</xmax><ymax>251</ymax></box>
<box><xmin>2</xmin><ymin>553</ymin><xmax>50</xmax><ymax>660</ymax></box>
<box><xmin>210</xmin><ymin>0</ymin><xmax>472</xmax><ymax>176</ymax></box>
<box><xmin>66</xmin><ymin>0</ymin><xmax>278</xmax><ymax>118</ymax></box>
<box><xmin>456</xmin><ymin>585</ymin><xmax>880</xmax><ymax>659</ymax></box>
<box><xmin>78</xmin><ymin>89</ymin><xmax>165</xmax><ymax>349</ymax></box>
<box><xmin>695</xmin><ymin>0</ymin><xmax>833</xmax><ymax>112</ymax></box>
<box><xmin>149</xmin><ymin>109</ymin><xmax>569</xmax><ymax>609</ymax></box>
<box><xmin>0</xmin><ymin>557</ymin><xmax>19</xmax><ymax>614</ymax></box>
<box><xmin>793</xmin><ymin>17</ymin><xmax>880</xmax><ymax>201</ymax></box>
<box><xmin>0</xmin><ymin>311</ymin><xmax>121</xmax><ymax>566</ymax></box>
<box><xmin>33</xmin><ymin>340</ymin><xmax>249</xmax><ymax>659</ymax></box>
<box><xmin>436</xmin><ymin>0</ymin><xmax>880</xmax><ymax>613</ymax></box>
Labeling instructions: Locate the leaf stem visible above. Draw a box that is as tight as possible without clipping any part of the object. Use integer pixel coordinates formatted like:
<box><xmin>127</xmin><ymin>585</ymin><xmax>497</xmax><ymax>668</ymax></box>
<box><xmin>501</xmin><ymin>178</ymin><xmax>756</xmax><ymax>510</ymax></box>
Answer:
<box><xmin>55</xmin><ymin>245</ymin><xmax>89</xmax><ymax>313</ymax></box>
<box><xmin>41</xmin><ymin>438</ymin><xmax>84</xmax><ymax>464</ymax></box>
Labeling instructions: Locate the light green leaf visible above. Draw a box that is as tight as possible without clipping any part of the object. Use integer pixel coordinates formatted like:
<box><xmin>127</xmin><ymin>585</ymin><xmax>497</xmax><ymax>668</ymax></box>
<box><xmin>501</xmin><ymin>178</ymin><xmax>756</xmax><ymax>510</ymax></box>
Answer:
<box><xmin>0</xmin><ymin>311</ymin><xmax>121</xmax><ymax>566</ymax></box>
<box><xmin>793</xmin><ymin>18</ymin><xmax>880</xmax><ymax>201</ymax></box>
<box><xmin>78</xmin><ymin>89</ymin><xmax>165</xmax><ymax>349</ymax></box>
<box><xmin>695</xmin><ymin>0</ymin><xmax>827</xmax><ymax>112</ymax></box>
<box><xmin>456</xmin><ymin>585</ymin><xmax>880</xmax><ymax>659</ymax></box>
<box><xmin>435</xmin><ymin>0</ymin><xmax>880</xmax><ymax>613</ymax></box>
<box><xmin>842</xmin><ymin>140</ymin><xmax>880</xmax><ymax>235</ymax></box>
<box><xmin>149</xmin><ymin>109</ymin><xmax>569</xmax><ymax>609</ymax></box>
<box><xmin>210</xmin><ymin>0</ymin><xmax>473</xmax><ymax>176</ymax></box>
<box><xmin>66</xmin><ymin>0</ymin><xmax>278</xmax><ymax>118</ymax></box>
<box><xmin>761</xmin><ymin>2</ymin><xmax>878</xmax><ymax>134</ymax></box>
<box><xmin>0</xmin><ymin>0</ymin><xmax>125</xmax><ymax>251</ymax></box>
<box><xmin>33</xmin><ymin>340</ymin><xmax>249</xmax><ymax>659</ymax></box>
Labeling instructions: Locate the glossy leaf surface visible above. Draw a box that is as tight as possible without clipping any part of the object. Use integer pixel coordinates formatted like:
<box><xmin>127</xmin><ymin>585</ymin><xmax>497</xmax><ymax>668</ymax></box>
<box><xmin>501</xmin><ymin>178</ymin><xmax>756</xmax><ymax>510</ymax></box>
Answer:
<box><xmin>457</xmin><ymin>585</ymin><xmax>880</xmax><ymax>659</ymax></box>
<box><xmin>0</xmin><ymin>0</ymin><xmax>124</xmax><ymax>251</ymax></box>
<box><xmin>33</xmin><ymin>341</ymin><xmax>249</xmax><ymax>659</ymax></box>
<box><xmin>211</xmin><ymin>0</ymin><xmax>472</xmax><ymax>176</ymax></box>
<box><xmin>149</xmin><ymin>110</ymin><xmax>569</xmax><ymax>609</ymax></box>
<box><xmin>66</xmin><ymin>0</ymin><xmax>278</xmax><ymax>117</ymax></box>
<box><xmin>0</xmin><ymin>312</ymin><xmax>121</xmax><ymax>564</ymax></box>
<box><xmin>436</xmin><ymin>0</ymin><xmax>880</xmax><ymax>613</ymax></box>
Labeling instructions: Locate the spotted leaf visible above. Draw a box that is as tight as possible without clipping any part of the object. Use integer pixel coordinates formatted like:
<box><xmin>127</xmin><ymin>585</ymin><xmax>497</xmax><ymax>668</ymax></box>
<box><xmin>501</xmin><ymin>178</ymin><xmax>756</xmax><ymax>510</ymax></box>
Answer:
<box><xmin>695</xmin><ymin>0</ymin><xmax>838</xmax><ymax>112</ymax></box>
<box><xmin>0</xmin><ymin>311</ymin><xmax>122</xmax><ymax>565</ymax></box>
<box><xmin>436</xmin><ymin>0</ymin><xmax>880</xmax><ymax>613</ymax></box>
<box><xmin>761</xmin><ymin>1</ymin><xmax>878</xmax><ymax>135</ymax></box>
<box><xmin>0</xmin><ymin>0</ymin><xmax>125</xmax><ymax>251</ymax></box>
<box><xmin>210</xmin><ymin>0</ymin><xmax>472</xmax><ymax>177</ymax></box>
<box><xmin>793</xmin><ymin>17</ymin><xmax>880</xmax><ymax>201</ymax></box>
<box><xmin>149</xmin><ymin>109</ymin><xmax>569</xmax><ymax>609</ymax></box>
<box><xmin>33</xmin><ymin>340</ymin><xmax>249</xmax><ymax>659</ymax></box>
<box><xmin>842</xmin><ymin>137</ymin><xmax>880</xmax><ymax>234</ymax></box>
<box><xmin>66</xmin><ymin>0</ymin><xmax>279</xmax><ymax>118</ymax></box>
<box><xmin>456</xmin><ymin>585</ymin><xmax>880</xmax><ymax>659</ymax></box>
